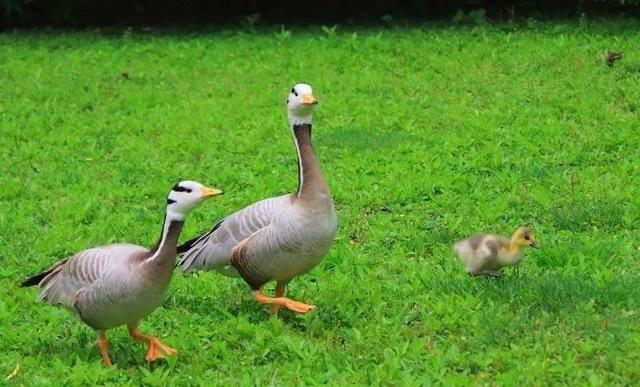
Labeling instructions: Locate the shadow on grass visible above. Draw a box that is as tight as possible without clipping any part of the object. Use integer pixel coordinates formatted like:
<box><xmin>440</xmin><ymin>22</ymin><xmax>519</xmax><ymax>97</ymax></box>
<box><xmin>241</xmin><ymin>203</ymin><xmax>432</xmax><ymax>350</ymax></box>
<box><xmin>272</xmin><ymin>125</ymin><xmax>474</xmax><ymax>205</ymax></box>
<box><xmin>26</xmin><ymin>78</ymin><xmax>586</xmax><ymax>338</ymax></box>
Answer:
<box><xmin>25</xmin><ymin>325</ymin><xmax>100</xmax><ymax>361</ymax></box>
<box><xmin>427</xmin><ymin>268</ymin><xmax>639</xmax><ymax>315</ymax></box>
<box><xmin>170</xmin><ymin>274</ymin><xmax>324</xmax><ymax>329</ymax></box>
<box><xmin>26</xmin><ymin>325</ymin><xmax>185</xmax><ymax>369</ymax></box>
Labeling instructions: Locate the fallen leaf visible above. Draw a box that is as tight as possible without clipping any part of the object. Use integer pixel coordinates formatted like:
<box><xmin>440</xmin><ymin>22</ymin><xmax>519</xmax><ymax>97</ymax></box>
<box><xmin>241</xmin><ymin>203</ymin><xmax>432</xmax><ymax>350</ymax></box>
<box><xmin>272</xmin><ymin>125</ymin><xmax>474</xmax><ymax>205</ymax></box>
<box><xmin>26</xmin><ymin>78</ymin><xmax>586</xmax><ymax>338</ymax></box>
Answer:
<box><xmin>5</xmin><ymin>363</ymin><xmax>20</xmax><ymax>380</ymax></box>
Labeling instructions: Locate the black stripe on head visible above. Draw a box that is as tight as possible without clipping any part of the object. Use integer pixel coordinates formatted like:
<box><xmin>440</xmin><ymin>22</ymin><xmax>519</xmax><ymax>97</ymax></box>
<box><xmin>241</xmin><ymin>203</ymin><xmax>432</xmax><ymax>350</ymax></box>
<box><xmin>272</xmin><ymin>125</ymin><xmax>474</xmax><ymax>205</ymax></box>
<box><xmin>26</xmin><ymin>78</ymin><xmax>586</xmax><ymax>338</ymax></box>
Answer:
<box><xmin>167</xmin><ymin>198</ymin><xmax>177</xmax><ymax>204</ymax></box>
<box><xmin>171</xmin><ymin>183</ymin><xmax>192</xmax><ymax>193</ymax></box>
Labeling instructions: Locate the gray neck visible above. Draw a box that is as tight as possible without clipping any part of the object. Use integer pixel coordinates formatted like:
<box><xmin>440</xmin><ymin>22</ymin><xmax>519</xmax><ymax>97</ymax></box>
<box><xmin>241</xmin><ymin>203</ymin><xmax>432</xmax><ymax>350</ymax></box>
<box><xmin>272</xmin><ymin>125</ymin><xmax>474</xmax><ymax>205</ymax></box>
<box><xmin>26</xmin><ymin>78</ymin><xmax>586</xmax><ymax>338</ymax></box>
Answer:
<box><xmin>292</xmin><ymin>123</ymin><xmax>331</xmax><ymax>202</ymax></box>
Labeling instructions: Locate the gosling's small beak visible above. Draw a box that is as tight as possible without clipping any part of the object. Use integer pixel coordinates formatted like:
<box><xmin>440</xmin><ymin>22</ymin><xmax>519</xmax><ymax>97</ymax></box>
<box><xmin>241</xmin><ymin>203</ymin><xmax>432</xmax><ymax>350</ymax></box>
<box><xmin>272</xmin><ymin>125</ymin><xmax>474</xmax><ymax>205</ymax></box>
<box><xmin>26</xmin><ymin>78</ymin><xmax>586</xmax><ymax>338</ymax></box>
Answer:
<box><xmin>530</xmin><ymin>240</ymin><xmax>539</xmax><ymax>249</ymax></box>
<box><xmin>302</xmin><ymin>93</ymin><xmax>318</xmax><ymax>106</ymax></box>
<box><xmin>201</xmin><ymin>186</ymin><xmax>224</xmax><ymax>197</ymax></box>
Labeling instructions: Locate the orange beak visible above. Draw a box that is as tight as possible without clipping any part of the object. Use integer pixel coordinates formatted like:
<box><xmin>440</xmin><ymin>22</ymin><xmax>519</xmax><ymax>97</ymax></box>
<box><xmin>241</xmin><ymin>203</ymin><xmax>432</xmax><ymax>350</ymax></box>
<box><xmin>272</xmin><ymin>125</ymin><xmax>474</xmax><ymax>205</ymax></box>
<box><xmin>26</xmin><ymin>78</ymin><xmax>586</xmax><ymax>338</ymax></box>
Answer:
<box><xmin>201</xmin><ymin>186</ymin><xmax>224</xmax><ymax>197</ymax></box>
<box><xmin>302</xmin><ymin>93</ymin><xmax>318</xmax><ymax>105</ymax></box>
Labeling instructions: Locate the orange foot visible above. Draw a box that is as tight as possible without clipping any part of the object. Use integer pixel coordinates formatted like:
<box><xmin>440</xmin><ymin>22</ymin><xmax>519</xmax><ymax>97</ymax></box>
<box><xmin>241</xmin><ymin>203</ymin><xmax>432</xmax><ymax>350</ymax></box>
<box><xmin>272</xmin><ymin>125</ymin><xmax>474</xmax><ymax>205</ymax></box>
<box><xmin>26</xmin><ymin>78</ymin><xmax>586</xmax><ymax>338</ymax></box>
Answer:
<box><xmin>128</xmin><ymin>327</ymin><xmax>177</xmax><ymax>362</ymax></box>
<box><xmin>144</xmin><ymin>337</ymin><xmax>177</xmax><ymax>361</ymax></box>
<box><xmin>254</xmin><ymin>292</ymin><xmax>316</xmax><ymax>313</ymax></box>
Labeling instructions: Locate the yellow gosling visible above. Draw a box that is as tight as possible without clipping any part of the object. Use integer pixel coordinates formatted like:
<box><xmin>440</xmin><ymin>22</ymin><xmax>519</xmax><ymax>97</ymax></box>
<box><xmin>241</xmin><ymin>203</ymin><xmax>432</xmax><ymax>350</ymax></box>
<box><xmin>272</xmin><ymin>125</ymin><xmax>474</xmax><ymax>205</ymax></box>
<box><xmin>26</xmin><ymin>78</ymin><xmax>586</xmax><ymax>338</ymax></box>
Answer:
<box><xmin>453</xmin><ymin>226</ymin><xmax>539</xmax><ymax>277</ymax></box>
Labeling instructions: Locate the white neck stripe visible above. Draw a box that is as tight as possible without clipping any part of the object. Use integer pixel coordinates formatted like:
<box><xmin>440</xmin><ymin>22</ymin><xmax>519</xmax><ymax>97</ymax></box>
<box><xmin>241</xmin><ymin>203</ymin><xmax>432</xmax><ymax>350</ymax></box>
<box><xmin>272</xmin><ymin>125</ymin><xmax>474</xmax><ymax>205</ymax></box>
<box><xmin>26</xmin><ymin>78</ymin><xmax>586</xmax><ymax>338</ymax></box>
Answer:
<box><xmin>292</xmin><ymin>131</ymin><xmax>303</xmax><ymax>195</ymax></box>
<box><xmin>147</xmin><ymin>211</ymin><xmax>183</xmax><ymax>262</ymax></box>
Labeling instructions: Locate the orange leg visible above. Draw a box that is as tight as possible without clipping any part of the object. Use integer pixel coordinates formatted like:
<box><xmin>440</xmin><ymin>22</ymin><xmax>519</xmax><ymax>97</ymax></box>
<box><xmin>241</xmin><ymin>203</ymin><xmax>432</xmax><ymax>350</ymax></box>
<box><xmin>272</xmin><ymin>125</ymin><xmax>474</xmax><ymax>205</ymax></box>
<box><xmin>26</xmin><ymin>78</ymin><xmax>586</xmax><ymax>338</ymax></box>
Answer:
<box><xmin>128</xmin><ymin>326</ymin><xmax>177</xmax><ymax>362</ymax></box>
<box><xmin>271</xmin><ymin>282</ymin><xmax>286</xmax><ymax>315</ymax></box>
<box><xmin>254</xmin><ymin>289</ymin><xmax>315</xmax><ymax>314</ymax></box>
<box><xmin>97</xmin><ymin>331</ymin><xmax>113</xmax><ymax>366</ymax></box>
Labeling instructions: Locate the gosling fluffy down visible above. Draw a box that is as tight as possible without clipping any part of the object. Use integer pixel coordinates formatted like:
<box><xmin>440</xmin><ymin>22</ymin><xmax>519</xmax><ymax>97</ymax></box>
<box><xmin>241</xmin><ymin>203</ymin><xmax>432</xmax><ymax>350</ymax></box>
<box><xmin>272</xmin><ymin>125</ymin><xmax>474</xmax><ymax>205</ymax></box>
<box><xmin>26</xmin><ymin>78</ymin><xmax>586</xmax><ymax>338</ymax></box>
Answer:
<box><xmin>453</xmin><ymin>226</ymin><xmax>539</xmax><ymax>277</ymax></box>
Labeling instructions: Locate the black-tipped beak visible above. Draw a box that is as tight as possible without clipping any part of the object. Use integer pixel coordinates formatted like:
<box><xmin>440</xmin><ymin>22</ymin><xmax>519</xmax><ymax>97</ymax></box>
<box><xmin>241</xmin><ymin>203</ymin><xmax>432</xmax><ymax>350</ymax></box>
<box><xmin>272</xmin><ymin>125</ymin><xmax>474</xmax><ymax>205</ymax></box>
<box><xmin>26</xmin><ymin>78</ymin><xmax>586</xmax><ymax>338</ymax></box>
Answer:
<box><xmin>202</xmin><ymin>187</ymin><xmax>224</xmax><ymax>197</ymax></box>
<box><xmin>302</xmin><ymin>93</ymin><xmax>318</xmax><ymax>105</ymax></box>
<box><xmin>530</xmin><ymin>241</ymin><xmax>539</xmax><ymax>249</ymax></box>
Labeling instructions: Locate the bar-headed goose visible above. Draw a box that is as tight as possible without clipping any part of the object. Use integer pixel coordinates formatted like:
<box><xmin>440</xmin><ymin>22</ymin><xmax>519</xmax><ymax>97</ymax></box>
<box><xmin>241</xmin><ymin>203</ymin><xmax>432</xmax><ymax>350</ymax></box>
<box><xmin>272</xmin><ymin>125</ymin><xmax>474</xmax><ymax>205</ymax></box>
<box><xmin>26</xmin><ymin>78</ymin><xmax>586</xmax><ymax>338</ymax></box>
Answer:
<box><xmin>21</xmin><ymin>181</ymin><xmax>222</xmax><ymax>366</ymax></box>
<box><xmin>178</xmin><ymin>83</ymin><xmax>337</xmax><ymax>314</ymax></box>
<box><xmin>453</xmin><ymin>226</ymin><xmax>539</xmax><ymax>277</ymax></box>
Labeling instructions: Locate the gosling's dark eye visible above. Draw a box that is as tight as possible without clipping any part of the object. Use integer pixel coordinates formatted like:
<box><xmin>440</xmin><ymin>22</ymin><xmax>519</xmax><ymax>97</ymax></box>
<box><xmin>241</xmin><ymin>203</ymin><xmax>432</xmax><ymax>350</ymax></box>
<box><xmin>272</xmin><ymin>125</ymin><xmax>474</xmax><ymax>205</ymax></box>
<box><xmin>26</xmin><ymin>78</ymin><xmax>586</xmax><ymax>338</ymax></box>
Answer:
<box><xmin>167</xmin><ymin>198</ymin><xmax>176</xmax><ymax>204</ymax></box>
<box><xmin>185</xmin><ymin>188</ymin><xmax>192</xmax><ymax>193</ymax></box>
<box><xmin>524</xmin><ymin>235</ymin><xmax>530</xmax><ymax>240</ymax></box>
<box><xmin>291</xmin><ymin>87</ymin><xmax>296</xmax><ymax>94</ymax></box>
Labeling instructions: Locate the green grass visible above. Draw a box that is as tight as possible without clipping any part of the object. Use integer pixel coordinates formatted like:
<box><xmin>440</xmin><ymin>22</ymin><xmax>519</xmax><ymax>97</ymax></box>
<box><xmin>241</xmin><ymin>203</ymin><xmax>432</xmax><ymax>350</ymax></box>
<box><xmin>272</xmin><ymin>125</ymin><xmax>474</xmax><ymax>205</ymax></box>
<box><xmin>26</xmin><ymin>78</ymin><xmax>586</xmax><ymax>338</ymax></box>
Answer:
<box><xmin>1</xmin><ymin>18</ymin><xmax>639</xmax><ymax>386</ymax></box>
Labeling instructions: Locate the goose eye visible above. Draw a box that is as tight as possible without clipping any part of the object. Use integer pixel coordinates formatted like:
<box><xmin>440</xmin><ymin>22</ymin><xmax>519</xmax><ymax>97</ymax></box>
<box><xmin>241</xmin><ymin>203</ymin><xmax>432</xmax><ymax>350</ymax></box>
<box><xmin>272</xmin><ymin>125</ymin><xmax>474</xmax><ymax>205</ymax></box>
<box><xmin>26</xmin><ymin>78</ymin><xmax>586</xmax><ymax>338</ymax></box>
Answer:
<box><xmin>185</xmin><ymin>188</ymin><xmax>192</xmax><ymax>193</ymax></box>
<box><xmin>524</xmin><ymin>235</ymin><xmax>530</xmax><ymax>240</ymax></box>
<box><xmin>291</xmin><ymin>88</ymin><xmax>296</xmax><ymax>94</ymax></box>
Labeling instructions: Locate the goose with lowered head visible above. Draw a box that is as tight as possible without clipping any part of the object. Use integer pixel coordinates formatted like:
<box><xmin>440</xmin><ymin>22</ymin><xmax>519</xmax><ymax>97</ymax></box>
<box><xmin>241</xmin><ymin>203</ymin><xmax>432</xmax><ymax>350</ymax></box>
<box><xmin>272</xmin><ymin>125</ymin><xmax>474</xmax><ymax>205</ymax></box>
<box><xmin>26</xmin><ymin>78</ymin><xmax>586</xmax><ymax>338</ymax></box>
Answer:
<box><xmin>178</xmin><ymin>83</ymin><xmax>337</xmax><ymax>314</ymax></box>
<box><xmin>21</xmin><ymin>180</ymin><xmax>222</xmax><ymax>366</ymax></box>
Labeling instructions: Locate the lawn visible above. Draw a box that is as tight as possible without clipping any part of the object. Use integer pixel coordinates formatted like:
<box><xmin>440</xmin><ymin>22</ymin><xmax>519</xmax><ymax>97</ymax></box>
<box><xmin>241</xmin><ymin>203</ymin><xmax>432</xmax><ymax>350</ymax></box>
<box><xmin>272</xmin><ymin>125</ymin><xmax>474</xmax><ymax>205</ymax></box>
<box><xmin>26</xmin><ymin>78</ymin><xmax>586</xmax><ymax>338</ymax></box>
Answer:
<box><xmin>1</xmin><ymin>17</ymin><xmax>639</xmax><ymax>386</ymax></box>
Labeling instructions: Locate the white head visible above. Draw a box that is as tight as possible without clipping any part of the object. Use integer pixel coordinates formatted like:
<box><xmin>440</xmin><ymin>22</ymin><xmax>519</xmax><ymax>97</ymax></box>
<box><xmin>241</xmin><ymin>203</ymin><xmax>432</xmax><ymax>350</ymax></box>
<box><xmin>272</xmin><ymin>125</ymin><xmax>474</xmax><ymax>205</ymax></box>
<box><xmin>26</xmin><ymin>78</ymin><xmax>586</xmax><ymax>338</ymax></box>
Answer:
<box><xmin>287</xmin><ymin>83</ymin><xmax>318</xmax><ymax>126</ymax></box>
<box><xmin>166</xmin><ymin>180</ymin><xmax>223</xmax><ymax>221</ymax></box>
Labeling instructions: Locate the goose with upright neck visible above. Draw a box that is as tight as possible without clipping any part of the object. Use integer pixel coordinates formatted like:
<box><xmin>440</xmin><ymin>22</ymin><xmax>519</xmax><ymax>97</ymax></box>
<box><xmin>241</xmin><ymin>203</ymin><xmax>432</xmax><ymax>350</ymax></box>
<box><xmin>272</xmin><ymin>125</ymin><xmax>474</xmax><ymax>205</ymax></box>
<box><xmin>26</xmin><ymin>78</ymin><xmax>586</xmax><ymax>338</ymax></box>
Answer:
<box><xmin>21</xmin><ymin>181</ymin><xmax>222</xmax><ymax>366</ymax></box>
<box><xmin>178</xmin><ymin>83</ymin><xmax>337</xmax><ymax>314</ymax></box>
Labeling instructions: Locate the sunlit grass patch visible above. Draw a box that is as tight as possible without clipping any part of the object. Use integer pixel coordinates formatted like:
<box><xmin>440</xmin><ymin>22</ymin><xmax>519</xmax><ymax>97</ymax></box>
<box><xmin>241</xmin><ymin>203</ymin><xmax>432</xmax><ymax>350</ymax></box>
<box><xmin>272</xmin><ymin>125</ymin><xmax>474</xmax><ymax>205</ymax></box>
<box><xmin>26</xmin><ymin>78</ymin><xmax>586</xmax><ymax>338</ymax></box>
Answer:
<box><xmin>1</xmin><ymin>18</ymin><xmax>639</xmax><ymax>385</ymax></box>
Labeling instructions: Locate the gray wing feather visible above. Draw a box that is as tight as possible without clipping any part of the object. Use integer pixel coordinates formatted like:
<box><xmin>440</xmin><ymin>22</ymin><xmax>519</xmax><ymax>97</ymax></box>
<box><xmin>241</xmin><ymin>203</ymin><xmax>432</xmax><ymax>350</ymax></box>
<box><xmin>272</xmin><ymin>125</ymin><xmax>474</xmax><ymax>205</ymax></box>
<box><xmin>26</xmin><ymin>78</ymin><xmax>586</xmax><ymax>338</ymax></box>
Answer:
<box><xmin>37</xmin><ymin>243</ymin><xmax>147</xmax><ymax>309</ymax></box>
<box><xmin>179</xmin><ymin>195</ymin><xmax>290</xmax><ymax>274</ymax></box>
